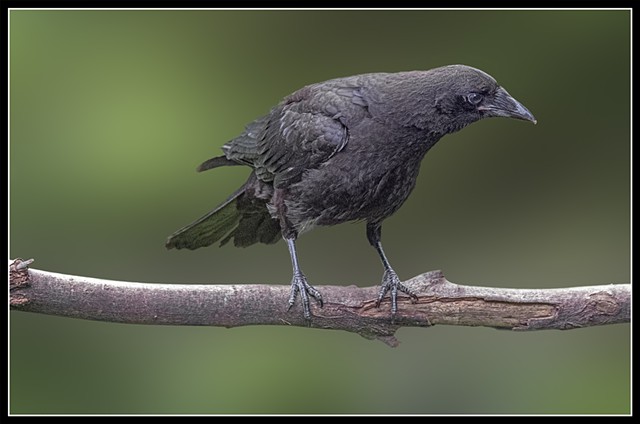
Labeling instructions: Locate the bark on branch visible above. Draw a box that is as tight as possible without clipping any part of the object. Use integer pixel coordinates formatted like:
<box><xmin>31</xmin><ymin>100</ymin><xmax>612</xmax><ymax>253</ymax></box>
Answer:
<box><xmin>9</xmin><ymin>258</ymin><xmax>630</xmax><ymax>347</ymax></box>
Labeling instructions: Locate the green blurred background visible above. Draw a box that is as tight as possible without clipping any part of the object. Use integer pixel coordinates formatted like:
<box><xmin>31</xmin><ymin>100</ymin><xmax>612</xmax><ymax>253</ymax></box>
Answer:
<box><xmin>9</xmin><ymin>10</ymin><xmax>630</xmax><ymax>414</ymax></box>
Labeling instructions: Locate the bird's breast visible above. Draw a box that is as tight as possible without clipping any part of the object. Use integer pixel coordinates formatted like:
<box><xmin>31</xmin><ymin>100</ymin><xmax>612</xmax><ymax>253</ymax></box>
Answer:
<box><xmin>284</xmin><ymin>130</ymin><xmax>431</xmax><ymax>229</ymax></box>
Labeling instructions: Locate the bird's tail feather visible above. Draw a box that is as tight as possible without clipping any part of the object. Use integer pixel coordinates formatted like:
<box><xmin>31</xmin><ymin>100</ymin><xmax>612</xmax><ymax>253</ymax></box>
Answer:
<box><xmin>166</xmin><ymin>172</ymin><xmax>282</xmax><ymax>250</ymax></box>
<box><xmin>165</xmin><ymin>186</ymin><xmax>245</xmax><ymax>250</ymax></box>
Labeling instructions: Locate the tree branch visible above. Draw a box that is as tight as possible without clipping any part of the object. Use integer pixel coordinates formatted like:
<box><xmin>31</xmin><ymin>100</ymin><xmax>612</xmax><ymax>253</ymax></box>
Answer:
<box><xmin>9</xmin><ymin>258</ymin><xmax>630</xmax><ymax>347</ymax></box>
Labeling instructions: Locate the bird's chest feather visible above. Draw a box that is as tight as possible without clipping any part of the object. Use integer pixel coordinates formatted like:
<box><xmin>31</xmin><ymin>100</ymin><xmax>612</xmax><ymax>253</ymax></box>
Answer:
<box><xmin>284</xmin><ymin>126</ymin><xmax>434</xmax><ymax>228</ymax></box>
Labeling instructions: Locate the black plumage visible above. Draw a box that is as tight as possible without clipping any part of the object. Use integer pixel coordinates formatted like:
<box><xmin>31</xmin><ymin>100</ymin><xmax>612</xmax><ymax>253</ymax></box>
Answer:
<box><xmin>166</xmin><ymin>64</ymin><xmax>536</xmax><ymax>318</ymax></box>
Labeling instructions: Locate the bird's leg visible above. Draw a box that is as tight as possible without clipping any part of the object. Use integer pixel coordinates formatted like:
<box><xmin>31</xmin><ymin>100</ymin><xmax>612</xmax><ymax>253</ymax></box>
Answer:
<box><xmin>285</xmin><ymin>237</ymin><xmax>323</xmax><ymax>319</ymax></box>
<box><xmin>366</xmin><ymin>223</ymin><xmax>418</xmax><ymax>315</ymax></box>
<box><xmin>273</xmin><ymin>188</ymin><xmax>323</xmax><ymax>319</ymax></box>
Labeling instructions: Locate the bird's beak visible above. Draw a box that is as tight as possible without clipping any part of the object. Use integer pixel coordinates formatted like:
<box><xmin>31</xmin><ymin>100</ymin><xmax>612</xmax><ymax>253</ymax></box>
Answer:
<box><xmin>478</xmin><ymin>86</ymin><xmax>537</xmax><ymax>124</ymax></box>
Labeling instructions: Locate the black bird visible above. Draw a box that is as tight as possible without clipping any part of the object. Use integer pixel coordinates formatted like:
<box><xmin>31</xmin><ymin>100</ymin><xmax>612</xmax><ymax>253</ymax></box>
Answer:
<box><xmin>166</xmin><ymin>64</ymin><xmax>536</xmax><ymax>319</ymax></box>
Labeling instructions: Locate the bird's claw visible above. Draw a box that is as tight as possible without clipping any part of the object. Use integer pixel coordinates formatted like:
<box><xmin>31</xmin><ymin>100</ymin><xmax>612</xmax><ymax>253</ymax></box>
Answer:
<box><xmin>288</xmin><ymin>272</ymin><xmax>323</xmax><ymax>319</ymax></box>
<box><xmin>376</xmin><ymin>269</ymin><xmax>418</xmax><ymax>315</ymax></box>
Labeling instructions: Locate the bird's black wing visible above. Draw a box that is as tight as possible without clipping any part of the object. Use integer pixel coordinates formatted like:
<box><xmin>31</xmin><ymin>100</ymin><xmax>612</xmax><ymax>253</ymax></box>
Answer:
<box><xmin>223</xmin><ymin>83</ymin><xmax>370</xmax><ymax>188</ymax></box>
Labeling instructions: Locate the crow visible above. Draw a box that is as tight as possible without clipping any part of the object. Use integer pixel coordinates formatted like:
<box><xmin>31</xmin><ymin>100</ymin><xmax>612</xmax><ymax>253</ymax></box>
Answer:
<box><xmin>166</xmin><ymin>64</ymin><xmax>536</xmax><ymax>319</ymax></box>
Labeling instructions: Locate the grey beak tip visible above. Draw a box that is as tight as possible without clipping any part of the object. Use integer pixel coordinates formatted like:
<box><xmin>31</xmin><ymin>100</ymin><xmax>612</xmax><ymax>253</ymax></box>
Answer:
<box><xmin>524</xmin><ymin>111</ymin><xmax>537</xmax><ymax>125</ymax></box>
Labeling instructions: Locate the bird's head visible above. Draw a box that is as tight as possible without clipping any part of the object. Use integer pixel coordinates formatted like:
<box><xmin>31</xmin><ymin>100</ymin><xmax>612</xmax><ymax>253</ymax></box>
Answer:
<box><xmin>427</xmin><ymin>64</ymin><xmax>536</xmax><ymax>133</ymax></box>
<box><xmin>372</xmin><ymin>65</ymin><xmax>536</xmax><ymax>135</ymax></box>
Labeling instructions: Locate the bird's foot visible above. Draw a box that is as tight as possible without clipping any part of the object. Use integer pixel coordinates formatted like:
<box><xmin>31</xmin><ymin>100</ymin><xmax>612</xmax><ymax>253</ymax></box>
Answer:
<box><xmin>288</xmin><ymin>272</ymin><xmax>323</xmax><ymax>320</ymax></box>
<box><xmin>376</xmin><ymin>269</ymin><xmax>418</xmax><ymax>315</ymax></box>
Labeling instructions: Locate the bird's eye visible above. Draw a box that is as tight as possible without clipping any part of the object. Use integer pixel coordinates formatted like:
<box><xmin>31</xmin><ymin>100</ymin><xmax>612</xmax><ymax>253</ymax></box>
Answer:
<box><xmin>466</xmin><ymin>93</ymin><xmax>484</xmax><ymax>105</ymax></box>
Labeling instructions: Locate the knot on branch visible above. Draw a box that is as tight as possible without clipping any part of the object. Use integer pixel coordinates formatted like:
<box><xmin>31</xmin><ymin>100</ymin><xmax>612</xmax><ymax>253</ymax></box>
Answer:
<box><xmin>588</xmin><ymin>291</ymin><xmax>621</xmax><ymax>316</ymax></box>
